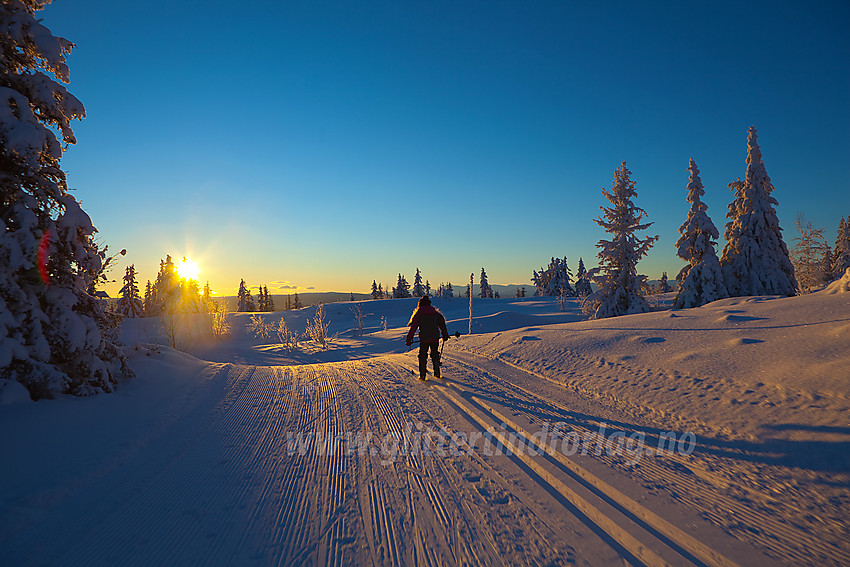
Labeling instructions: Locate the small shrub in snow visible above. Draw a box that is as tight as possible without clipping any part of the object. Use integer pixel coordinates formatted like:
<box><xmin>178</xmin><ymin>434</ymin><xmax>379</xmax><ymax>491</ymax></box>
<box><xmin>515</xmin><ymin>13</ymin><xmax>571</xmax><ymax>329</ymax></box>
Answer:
<box><xmin>306</xmin><ymin>303</ymin><xmax>331</xmax><ymax>349</ymax></box>
<box><xmin>276</xmin><ymin>319</ymin><xmax>299</xmax><ymax>351</ymax></box>
<box><xmin>247</xmin><ymin>315</ymin><xmax>274</xmax><ymax>340</ymax></box>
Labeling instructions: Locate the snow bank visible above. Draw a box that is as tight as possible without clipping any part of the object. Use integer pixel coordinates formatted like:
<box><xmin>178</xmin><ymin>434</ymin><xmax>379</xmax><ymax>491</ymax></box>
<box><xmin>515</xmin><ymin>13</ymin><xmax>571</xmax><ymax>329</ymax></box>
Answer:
<box><xmin>824</xmin><ymin>268</ymin><xmax>850</xmax><ymax>294</ymax></box>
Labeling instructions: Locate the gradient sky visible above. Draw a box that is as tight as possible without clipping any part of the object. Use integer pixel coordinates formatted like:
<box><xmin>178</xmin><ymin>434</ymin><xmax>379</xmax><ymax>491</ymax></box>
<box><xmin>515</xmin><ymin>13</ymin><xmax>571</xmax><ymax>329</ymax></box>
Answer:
<box><xmin>42</xmin><ymin>0</ymin><xmax>850</xmax><ymax>297</ymax></box>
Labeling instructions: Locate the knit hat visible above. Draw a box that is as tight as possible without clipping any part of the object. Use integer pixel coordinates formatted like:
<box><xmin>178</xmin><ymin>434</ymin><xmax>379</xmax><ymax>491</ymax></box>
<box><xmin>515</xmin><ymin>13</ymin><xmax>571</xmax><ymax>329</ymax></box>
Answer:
<box><xmin>418</xmin><ymin>296</ymin><xmax>431</xmax><ymax>306</ymax></box>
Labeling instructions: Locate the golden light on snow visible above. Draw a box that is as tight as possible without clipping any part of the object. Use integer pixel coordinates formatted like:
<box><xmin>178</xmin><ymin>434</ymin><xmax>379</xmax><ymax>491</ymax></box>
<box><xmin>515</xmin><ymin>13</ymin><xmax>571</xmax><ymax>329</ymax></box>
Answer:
<box><xmin>176</xmin><ymin>257</ymin><xmax>200</xmax><ymax>281</ymax></box>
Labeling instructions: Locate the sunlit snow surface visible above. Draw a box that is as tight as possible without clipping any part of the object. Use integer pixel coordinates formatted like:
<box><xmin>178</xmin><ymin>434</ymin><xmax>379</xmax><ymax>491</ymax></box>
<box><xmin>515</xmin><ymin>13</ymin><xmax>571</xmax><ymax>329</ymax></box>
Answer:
<box><xmin>2</xmin><ymin>290</ymin><xmax>848</xmax><ymax>566</ymax></box>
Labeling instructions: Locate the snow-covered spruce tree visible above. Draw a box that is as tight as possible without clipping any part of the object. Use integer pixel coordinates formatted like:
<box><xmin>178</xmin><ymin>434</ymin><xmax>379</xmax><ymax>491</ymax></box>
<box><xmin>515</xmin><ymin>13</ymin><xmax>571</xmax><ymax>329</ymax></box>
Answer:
<box><xmin>532</xmin><ymin>257</ymin><xmax>575</xmax><ymax>297</ymax></box>
<box><xmin>673</xmin><ymin>158</ymin><xmax>728</xmax><ymax>308</ymax></box>
<box><xmin>370</xmin><ymin>280</ymin><xmax>380</xmax><ymax>300</ymax></box>
<box><xmin>117</xmin><ymin>264</ymin><xmax>143</xmax><ymax>318</ymax></box>
<box><xmin>0</xmin><ymin>1</ymin><xmax>131</xmax><ymax>398</ymax></box>
<box><xmin>574</xmin><ymin>257</ymin><xmax>592</xmax><ymax>297</ymax></box>
<box><xmin>791</xmin><ymin>214</ymin><xmax>831</xmax><ymax>292</ymax></box>
<box><xmin>411</xmin><ymin>268</ymin><xmax>425</xmax><ymax>297</ymax></box>
<box><xmin>586</xmin><ymin>162</ymin><xmax>658</xmax><ymax>319</ymax></box>
<box><xmin>237</xmin><ymin>279</ymin><xmax>250</xmax><ymax>312</ymax></box>
<box><xmin>265</xmin><ymin>286</ymin><xmax>275</xmax><ymax>311</ymax></box>
<box><xmin>393</xmin><ymin>273</ymin><xmax>411</xmax><ymax>298</ymax></box>
<box><xmin>479</xmin><ymin>267</ymin><xmax>493</xmax><ymax>298</ymax></box>
<box><xmin>656</xmin><ymin>272</ymin><xmax>672</xmax><ymax>293</ymax></box>
<box><xmin>832</xmin><ymin>217</ymin><xmax>850</xmax><ymax>279</ymax></box>
<box><xmin>143</xmin><ymin>280</ymin><xmax>153</xmax><ymax>316</ymax></box>
<box><xmin>293</xmin><ymin>292</ymin><xmax>301</xmax><ymax>309</ymax></box>
<box><xmin>720</xmin><ymin>127</ymin><xmax>797</xmax><ymax>296</ymax></box>
<box><xmin>151</xmin><ymin>256</ymin><xmax>180</xmax><ymax>315</ymax></box>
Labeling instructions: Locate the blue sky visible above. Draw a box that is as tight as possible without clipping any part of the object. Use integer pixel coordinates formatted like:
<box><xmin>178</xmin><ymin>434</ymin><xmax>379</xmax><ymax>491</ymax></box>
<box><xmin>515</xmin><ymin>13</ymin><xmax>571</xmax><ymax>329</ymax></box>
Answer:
<box><xmin>43</xmin><ymin>0</ymin><xmax>850</xmax><ymax>296</ymax></box>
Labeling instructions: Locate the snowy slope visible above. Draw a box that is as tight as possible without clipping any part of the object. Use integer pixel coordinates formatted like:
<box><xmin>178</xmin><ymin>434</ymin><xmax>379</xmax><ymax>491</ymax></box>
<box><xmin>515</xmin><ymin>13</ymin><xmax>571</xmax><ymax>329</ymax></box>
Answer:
<box><xmin>2</xmin><ymin>291</ymin><xmax>848</xmax><ymax>565</ymax></box>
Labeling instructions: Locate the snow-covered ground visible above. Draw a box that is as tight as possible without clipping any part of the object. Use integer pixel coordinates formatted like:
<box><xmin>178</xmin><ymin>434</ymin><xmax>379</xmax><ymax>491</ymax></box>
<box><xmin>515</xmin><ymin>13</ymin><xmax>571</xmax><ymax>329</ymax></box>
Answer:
<box><xmin>2</xmin><ymin>287</ymin><xmax>849</xmax><ymax>565</ymax></box>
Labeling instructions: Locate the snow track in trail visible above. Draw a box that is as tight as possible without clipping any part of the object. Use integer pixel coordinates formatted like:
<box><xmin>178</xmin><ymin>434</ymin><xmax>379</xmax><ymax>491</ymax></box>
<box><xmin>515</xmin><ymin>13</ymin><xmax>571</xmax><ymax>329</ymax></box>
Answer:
<box><xmin>437</xmin><ymin>351</ymin><xmax>849</xmax><ymax>567</ymax></box>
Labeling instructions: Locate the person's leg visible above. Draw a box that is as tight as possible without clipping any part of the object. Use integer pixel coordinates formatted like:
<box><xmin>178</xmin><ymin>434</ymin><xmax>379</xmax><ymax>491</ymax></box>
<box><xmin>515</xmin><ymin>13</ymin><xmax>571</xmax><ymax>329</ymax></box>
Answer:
<box><xmin>430</xmin><ymin>343</ymin><xmax>441</xmax><ymax>378</ymax></box>
<box><xmin>418</xmin><ymin>343</ymin><xmax>428</xmax><ymax>379</ymax></box>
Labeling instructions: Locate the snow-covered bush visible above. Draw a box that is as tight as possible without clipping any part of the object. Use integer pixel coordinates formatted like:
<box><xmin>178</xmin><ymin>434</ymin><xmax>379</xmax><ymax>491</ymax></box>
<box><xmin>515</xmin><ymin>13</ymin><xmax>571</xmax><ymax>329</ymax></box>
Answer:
<box><xmin>720</xmin><ymin>127</ymin><xmax>797</xmax><ymax>297</ymax></box>
<box><xmin>1</xmin><ymin>1</ymin><xmax>131</xmax><ymax>398</ymax></box>
<box><xmin>305</xmin><ymin>303</ymin><xmax>331</xmax><ymax>349</ymax></box>
<box><xmin>276</xmin><ymin>319</ymin><xmax>298</xmax><ymax>351</ymax></box>
<box><xmin>247</xmin><ymin>314</ymin><xmax>275</xmax><ymax>340</ymax></box>
<box><xmin>585</xmin><ymin>162</ymin><xmax>658</xmax><ymax>319</ymax></box>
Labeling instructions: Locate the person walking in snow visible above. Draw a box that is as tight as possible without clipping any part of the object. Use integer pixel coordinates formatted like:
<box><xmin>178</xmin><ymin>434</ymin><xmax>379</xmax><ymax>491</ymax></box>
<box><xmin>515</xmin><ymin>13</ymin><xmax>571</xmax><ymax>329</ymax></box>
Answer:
<box><xmin>406</xmin><ymin>296</ymin><xmax>450</xmax><ymax>380</ymax></box>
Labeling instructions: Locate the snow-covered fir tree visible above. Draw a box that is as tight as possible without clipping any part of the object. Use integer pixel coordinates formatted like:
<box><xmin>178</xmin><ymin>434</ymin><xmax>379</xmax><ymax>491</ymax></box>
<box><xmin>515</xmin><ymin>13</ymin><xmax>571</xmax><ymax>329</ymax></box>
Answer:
<box><xmin>585</xmin><ymin>162</ymin><xmax>658</xmax><ymax>319</ymax></box>
<box><xmin>574</xmin><ymin>257</ymin><xmax>592</xmax><ymax>297</ymax></box>
<box><xmin>237</xmin><ymin>279</ymin><xmax>250</xmax><ymax>312</ymax></box>
<box><xmin>0</xmin><ymin>1</ymin><xmax>131</xmax><ymax>397</ymax></box>
<box><xmin>143</xmin><ymin>280</ymin><xmax>153</xmax><ymax>316</ymax></box>
<box><xmin>377</xmin><ymin>283</ymin><xmax>384</xmax><ymax>299</ymax></box>
<box><xmin>412</xmin><ymin>268</ymin><xmax>425</xmax><ymax>297</ymax></box>
<box><xmin>150</xmin><ymin>256</ymin><xmax>180</xmax><ymax>315</ymax></box>
<box><xmin>478</xmin><ymin>268</ymin><xmax>493</xmax><ymax>298</ymax></box>
<box><xmin>370</xmin><ymin>280</ymin><xmax>380</xmax><ymax>300</ymax></box>
<box><xmin>720</xmin><ymin>127</ymin><xmax>797</xmax><ymax>297</ymax></box>
<box><xmin>832</xmin><ymin>217</ymin><xmax>850</xmax><ymax>279</ymax></box>
<box><xmin>117</xmin><ymin>265</ymin><xmax>143</xmax><ymax>318</ymax></box>
<box><xmin>265</xmin><ymin>287</ymin><xmax>275</xmax><ymax>311</ymax></box>
<box><xmin>201</xmin><ymin>281</ymin><xmax>213</xmax><ymax>312</ymax></box>
<box><xmin>393</xmin><ymin>273</ymin><xmax>411</xmax><ymax>298</ymax></box>
<box><xmin>656</xmin><ymin>272</ymin><xmax>672</xmax><ymax>293</ymax></box>
<box><xmin>673</xmin><ymin>158</ymin><xmax>728</xmax><ymax>308</ymax></box>
<box><xmin>531</xmin><ymin>257</ymin><xmax>575</xmax><ymax>297</ymax></box>
<box><xmin>425</xmin><ymin>280</ymin><xmax>431</xmax><ymax>297</ymax></box>
<box><xmin>293</xmin><ymin>292</ymin><xmax>301</xmax><ymax>309</ymax></box>
<box><xmin>791</xmin><ymin>214</ymin><xmax>831</xmax><ymax>292</ymax></box>
<box><xmin>256</xmin><ymin>286</ymin><xmax>266</xmax><ymax>312</ymax></box>
<box><xmin>436</xmin><ymin>282</ymin><xmax>454</xmax><ymax>299</ymax></box>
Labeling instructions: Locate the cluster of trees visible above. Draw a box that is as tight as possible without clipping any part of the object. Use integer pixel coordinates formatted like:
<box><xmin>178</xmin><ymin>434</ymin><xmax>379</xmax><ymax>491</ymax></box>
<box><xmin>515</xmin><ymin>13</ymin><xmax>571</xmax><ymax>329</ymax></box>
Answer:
<box><xmin>115</xmin><ymin>255</ymin><xmax>213</xmax><ymax>319</ymax></box>
<box><xmin>371</xmin><ymin>269</ymin><xmax>453</xmax><ymax>300</ymax></box>
<box><xmin>586</xmin><ymin>127</ymin><xmax>803</xmax><ymax>318</ymax></box>
<box><xmin>236</xmin><ymin>280</ymin><xmax>301</xmax><ymax>312</ymax></box>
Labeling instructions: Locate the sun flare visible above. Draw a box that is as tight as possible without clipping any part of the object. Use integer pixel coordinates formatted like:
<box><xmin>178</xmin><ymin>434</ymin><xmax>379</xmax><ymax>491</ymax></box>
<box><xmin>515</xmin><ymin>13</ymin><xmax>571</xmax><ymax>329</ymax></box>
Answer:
<box><xmin>176</xmin><ymin>257</ymin><xmax>200</xmax><ymax>281</ymax></box>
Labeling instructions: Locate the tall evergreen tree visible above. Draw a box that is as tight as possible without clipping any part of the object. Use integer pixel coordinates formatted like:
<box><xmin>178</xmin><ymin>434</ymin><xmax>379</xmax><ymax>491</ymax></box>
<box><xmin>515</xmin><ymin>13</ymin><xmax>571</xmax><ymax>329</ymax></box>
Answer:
<box><xmin>0</xmin><ymin>1</ymin><xmax>132</xmax><ymax>397</ymax></box>
<box><xmin>720</xmin><ymin>127</ymin><xmax>797</xmax><ymax>296</ymax></box>
<box><xmin>143</xmin><ymin>280</ymin><xmax>153</xmax><ymax>316</ymax></box>
<box><xmin>586</xmin><ymin>162</ymin><xmax>658</xmax><ymax>319</ymax></box>
<box><xmin>479</xmin><ymin>267</ymin><xmax>493</xmax><ymax>298</ymax></box>
<box><xmin>531</xmin><ymin>257</ymin><xmax>575</xmax><ymax>297</ymax></box>
<box><xmin>265</xmin><ymin>286</ymin><xmax>275</xmax><ymax>311</ymax></box>
<box><xmin>412</xmin><ymin>268</ymin><xmax>425</xmax><ymax>297</ymax></box>
<box><xmin>293</xmin><ymin>292</ymin><xmax>301</xmax><ymax>309</ymax></box>
<box><xmin>832</xmin><ymin>217</ymin><xmax>850</xmax><ymax>279</ymax></box>
<box><xmin>393</xmin><ymin>273</ymin><xmax>411</xmax><ymax>298</ymax></box>
<box><xmin>237</xmin><ymin>279</ymin><xmax>250</xmax><ymax>312</ymax></box>
<box><xmin>152</xmin><ymin>256</ymin><xmax>180</xmax><ymax>315</ymax></box>
<box><xmin>117</xmin><ymin>265</ymin><xmax>143</xmax><ymax>318</ymax></box>
<box><xmin>201</xmin><ymin>281</ymin><xmax>213</xmax><ymax>312</ymax></box>
<box><xmin>674</xmin><ymin>158</ymin><xmax>728</xmax><ymax>308</ymax></box>
<box><xmin>370</xmin><ymin>280</ymin><xmax>380</xmax><ymax>300</ymax></box>
<box><xmin>574</xmin><ymin>257</ymin><xmax>592</xmax><ymax>297</ymax></box>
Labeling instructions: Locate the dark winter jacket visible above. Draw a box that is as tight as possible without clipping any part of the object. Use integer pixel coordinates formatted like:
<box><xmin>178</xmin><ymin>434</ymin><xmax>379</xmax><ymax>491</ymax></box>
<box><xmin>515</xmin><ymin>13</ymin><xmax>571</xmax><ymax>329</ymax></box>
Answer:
<box><xmin>406</xmin><ymin>305</ymin><xmax>449</xmax><ymax>345</ymax></box>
